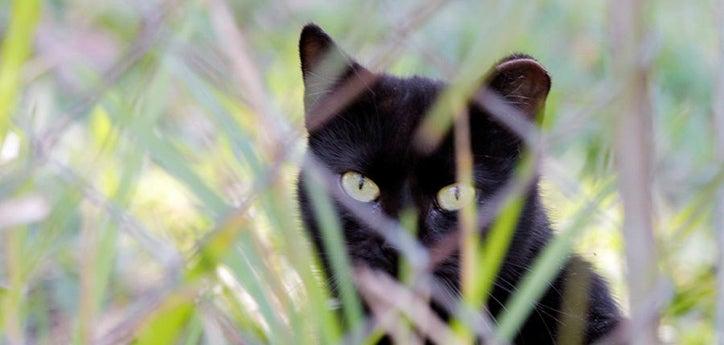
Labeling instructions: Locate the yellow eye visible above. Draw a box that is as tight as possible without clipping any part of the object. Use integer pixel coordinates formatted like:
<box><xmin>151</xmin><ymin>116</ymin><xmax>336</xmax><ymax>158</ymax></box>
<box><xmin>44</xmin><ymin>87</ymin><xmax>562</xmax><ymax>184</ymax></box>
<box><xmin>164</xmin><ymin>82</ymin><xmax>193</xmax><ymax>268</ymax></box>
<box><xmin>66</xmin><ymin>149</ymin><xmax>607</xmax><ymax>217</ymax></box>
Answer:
<box><xmin>436</xmin><ymin>183</ymin><xmax>476</xmax><ymax>211</ymax></box>
<box><xmin>340</xmin><ymin>171</ymin><xmax>380</xmax><ymax>202</ymax></box>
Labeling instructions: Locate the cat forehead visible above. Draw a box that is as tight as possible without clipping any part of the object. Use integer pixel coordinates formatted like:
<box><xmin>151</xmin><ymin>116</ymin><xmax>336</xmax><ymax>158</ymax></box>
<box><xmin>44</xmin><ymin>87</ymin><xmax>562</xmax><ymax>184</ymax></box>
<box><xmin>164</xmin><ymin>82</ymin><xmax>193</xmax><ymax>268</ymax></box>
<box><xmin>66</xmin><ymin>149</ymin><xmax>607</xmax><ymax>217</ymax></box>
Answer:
<box><xmin>314</xmin><ymin>75</ymin><xmax>443</xmax><ymax>141</ymax></box>
<box><xmin>307</xmin><ymin>75</ymin><xmax>457</xmax><ymax>172</ymax></box>
<box><xmin>350</xmin><ymin>74</ymin><xmax>443</xmax><ymax>128</ymax></box>
<box><xmin>375</xmin><ymin>75</ymin><xmax>444</xmax><ymax>107</ymax></box>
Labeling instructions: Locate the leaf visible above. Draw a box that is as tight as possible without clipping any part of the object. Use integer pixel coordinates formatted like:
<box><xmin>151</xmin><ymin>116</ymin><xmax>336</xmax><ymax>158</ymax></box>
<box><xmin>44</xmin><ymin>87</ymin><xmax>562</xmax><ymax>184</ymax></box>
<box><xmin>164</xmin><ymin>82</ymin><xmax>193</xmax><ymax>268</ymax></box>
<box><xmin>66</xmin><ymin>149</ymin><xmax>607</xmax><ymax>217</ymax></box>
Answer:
<box><xmin>134</xmin><ymin>295</ymin><xmax>196</xmax><ymax>345</ymax></box>
<box><xmin>0</xmin><ymin>0</ymin><xmax>41</xmax><ymax>142</ymax></box>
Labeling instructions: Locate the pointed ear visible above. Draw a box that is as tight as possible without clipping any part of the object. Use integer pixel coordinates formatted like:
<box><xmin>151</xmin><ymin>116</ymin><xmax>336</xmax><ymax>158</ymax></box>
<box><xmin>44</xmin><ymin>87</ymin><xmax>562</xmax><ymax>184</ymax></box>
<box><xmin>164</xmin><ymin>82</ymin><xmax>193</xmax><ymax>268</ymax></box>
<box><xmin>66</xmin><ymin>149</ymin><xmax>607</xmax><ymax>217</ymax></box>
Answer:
<box><xmin>299</xmin><ymin>24</ymin><xmax>372</xmax><ymax>124</ymax></box>
<box><xmin>300</xmin><ymin>23</ymin><xmax>344</xmax><ymax>79</ymax></box>
<box><xmin>484</xmin><ymin>55</ymin><xmax>551</xmax><ymax>118</ymax></box>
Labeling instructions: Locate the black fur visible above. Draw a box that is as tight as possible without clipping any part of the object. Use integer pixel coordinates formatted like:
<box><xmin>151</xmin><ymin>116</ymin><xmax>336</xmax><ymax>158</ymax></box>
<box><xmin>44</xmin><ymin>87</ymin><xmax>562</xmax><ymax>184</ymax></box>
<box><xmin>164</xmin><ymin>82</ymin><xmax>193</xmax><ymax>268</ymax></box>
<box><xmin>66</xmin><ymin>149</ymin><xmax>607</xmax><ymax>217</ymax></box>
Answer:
<box><xmin>296</xmin><ymin>23</ymin><xmax>621</xmax><ymax>344</ymax></box>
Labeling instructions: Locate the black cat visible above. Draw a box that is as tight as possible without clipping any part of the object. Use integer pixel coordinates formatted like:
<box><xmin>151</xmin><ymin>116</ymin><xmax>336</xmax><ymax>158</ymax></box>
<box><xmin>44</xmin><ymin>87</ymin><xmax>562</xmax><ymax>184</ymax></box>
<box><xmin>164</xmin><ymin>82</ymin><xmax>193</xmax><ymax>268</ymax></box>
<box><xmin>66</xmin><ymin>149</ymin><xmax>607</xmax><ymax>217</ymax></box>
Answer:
<box><xmin>296</xmin><ymin>23</ymin><xmax>621</xmax><ymax>344</ymax></box>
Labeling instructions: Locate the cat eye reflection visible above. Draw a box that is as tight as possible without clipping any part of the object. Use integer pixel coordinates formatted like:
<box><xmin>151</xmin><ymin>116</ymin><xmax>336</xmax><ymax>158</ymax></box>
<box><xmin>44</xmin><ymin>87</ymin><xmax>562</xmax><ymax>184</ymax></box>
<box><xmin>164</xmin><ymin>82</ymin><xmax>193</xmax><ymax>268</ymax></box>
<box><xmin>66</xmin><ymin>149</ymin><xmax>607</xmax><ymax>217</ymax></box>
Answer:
<box><xmin>340</xmin><ymin>171</ymin><xmax>380</xmax><ymax>202</ymax></box>
<box><xmin>436</xmin><ymin>183</ymin><xmax>476</xmax><ymax>211</ymax></box>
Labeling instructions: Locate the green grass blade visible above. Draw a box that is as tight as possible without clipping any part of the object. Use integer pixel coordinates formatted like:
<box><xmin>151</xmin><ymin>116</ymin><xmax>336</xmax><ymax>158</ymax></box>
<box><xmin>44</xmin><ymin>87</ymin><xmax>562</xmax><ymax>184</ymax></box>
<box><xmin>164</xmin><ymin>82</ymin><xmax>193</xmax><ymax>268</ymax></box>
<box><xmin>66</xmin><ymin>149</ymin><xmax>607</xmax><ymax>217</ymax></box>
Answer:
<box><xmin>304</xmin><ymin>173</ymin><xmax>364</xmax><ymax>331</ymax></box>
<box><xmin>494</xmin><ymin>179</ymin><xmax>616</xmax><ymax>342</ymax></box>
<box><xmin>0</xmin><ymin>0</ymin><xmax>40</xmax><ymax>143</ymax></box>
<box><xmin>134</xmin><ymin>295</ymin><xmax>196</xmax><ymax>345</ymax></box>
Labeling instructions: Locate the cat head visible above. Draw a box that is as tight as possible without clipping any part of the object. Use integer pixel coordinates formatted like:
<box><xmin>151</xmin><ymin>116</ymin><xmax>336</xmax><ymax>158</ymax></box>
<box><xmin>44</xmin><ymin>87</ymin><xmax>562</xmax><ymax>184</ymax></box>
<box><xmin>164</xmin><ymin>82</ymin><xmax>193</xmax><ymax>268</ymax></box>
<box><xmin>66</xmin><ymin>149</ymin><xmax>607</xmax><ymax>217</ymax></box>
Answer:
<box><xmin>297</xmin><ymin>23</ymin><xmax>550</xmax><ymax>279</ymax></box>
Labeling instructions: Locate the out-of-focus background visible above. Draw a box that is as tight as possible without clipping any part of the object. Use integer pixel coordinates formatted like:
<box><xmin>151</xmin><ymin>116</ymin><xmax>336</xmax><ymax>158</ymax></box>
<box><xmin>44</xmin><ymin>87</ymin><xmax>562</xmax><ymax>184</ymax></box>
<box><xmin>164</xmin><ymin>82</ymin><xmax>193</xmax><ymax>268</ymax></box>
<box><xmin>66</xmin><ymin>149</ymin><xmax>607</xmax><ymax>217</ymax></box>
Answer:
<box><xmin>0</xmin><ymin>0</ymin><xmax>721</xmax><ymax>344</ymax></box>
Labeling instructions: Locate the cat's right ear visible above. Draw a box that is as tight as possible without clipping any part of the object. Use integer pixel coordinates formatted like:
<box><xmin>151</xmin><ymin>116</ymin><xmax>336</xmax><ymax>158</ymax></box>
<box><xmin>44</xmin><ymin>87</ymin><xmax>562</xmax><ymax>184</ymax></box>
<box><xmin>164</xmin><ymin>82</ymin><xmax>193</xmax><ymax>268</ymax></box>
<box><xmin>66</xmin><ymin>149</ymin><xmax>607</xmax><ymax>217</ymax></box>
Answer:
<box><xmin>299</xmin><ymin>24</ymin><xmax>373</xmax><ymax>129</ymax></box>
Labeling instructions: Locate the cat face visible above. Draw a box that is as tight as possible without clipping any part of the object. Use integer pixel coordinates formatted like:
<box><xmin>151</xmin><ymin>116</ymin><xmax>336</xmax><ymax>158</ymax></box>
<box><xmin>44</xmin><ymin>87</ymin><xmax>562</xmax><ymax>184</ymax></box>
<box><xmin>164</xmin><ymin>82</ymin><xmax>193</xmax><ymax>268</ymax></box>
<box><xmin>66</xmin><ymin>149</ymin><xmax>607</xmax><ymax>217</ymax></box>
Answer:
<box><xmin>297</xmin><ymin>24</ymin><xmax>550</xmax><ymax>279</ymax></box>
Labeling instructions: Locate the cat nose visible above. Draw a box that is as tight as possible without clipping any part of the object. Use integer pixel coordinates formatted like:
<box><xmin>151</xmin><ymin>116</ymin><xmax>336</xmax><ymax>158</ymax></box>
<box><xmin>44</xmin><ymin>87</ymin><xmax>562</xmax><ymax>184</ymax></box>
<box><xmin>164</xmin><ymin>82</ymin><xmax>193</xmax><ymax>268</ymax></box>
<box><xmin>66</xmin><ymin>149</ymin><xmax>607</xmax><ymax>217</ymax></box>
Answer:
<box><xmin>379</xmin><ymin>182</ymin><xmax>415</xmax><ymax>218</ymax></box>
<box><xmin>400</xmin><ymin>182</ymin><xmax>414</xmax><ymax>210</ymax></box>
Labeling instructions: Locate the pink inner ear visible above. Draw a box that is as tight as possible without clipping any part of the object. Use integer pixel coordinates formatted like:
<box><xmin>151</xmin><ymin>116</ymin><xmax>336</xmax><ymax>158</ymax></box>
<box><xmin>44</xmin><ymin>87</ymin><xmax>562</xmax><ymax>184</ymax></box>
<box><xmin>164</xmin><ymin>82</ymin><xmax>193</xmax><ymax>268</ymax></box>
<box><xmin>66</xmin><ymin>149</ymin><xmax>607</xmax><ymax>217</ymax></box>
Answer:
<box><xmin>301</xmin><ymin>42</ymin><xmax>331</xmax><ymax>75</ymax></box>
<box><xmin>302</xmin><ymin>39</ymin><xmax>324</xmax><ymax>64</ymax></box>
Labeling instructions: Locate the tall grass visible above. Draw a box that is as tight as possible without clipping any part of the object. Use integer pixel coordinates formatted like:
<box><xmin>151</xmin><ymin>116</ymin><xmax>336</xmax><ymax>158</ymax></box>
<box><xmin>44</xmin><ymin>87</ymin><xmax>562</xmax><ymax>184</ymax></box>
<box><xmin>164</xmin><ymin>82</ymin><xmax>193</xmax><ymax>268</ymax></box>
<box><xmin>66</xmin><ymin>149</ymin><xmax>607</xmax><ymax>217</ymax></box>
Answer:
<box><xmin>0</xmin><ymin>0</ymin><xmax>721</xmax><ymax>344</ymax></box>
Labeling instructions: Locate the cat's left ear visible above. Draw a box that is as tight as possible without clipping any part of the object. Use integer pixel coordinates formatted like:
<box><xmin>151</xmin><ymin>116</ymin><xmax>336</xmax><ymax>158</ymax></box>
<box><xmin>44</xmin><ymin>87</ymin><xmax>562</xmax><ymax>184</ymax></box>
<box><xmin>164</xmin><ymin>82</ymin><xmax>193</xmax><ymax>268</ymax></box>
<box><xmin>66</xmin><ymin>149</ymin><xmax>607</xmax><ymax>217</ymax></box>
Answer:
<box><xmin>482</xmin><ymin>55</ymin><xmax>551</xmax><ymax>119</ymax></box>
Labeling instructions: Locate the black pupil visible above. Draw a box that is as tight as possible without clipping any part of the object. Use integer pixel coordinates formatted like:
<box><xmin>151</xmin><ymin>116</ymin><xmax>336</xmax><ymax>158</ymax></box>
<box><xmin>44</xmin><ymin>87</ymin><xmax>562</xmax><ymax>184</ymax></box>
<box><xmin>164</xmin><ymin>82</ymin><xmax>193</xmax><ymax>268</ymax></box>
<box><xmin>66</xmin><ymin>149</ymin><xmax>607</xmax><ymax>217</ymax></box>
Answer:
<box><xmin>454</xmin><ymin>186</ymin><xmax>460</xmax><ymax>200</ymax></box>
<box><xmin>358</xmin><ymin>176</ymin><xmax>364</xmax><ymax>190</ymax></box>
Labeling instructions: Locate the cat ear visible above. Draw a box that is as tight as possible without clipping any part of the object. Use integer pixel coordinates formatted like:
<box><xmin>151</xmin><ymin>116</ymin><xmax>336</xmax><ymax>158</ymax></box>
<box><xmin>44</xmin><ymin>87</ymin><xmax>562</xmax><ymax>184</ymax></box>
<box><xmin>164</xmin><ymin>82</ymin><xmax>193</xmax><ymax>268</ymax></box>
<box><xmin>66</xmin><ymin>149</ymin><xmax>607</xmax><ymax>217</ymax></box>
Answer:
<box><xmin>299</xmin><ymin>24</ymin><xmax>372</xmax><ymax>126</ymax></box>
<box><xmin>482</xmin><ymin>54</ymin><xmax>551</xmax><ymax>119</ymax></box>
<box><xmin>299</xmin><ymin>24</ymin><xmax>347</xmax><ymax>79</ymax></box>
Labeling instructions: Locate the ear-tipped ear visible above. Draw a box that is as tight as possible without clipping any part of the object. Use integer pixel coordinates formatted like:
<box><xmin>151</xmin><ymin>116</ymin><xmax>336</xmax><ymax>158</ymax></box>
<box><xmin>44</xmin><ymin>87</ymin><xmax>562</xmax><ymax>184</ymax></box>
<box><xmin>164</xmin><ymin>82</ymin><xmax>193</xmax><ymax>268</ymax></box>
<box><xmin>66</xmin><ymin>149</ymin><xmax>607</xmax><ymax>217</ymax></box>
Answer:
<box><xmin>484</xmin><ymin>54</ymin><xmax>551</xmax><ymax>118</ymax></box>
<box><xmin>299</xmin><ymin>23</ymin><xmax>371</xmax><ymax>117</ymax></box>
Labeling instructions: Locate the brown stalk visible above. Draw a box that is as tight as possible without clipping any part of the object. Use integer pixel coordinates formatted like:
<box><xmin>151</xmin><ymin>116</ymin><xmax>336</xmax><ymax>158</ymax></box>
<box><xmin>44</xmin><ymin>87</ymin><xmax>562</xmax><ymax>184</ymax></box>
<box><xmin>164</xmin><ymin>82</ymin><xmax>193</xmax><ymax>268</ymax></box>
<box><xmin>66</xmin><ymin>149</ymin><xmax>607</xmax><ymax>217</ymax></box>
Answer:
<box><xmin>354</xmin><ymin>267</ymin><xmax>462</xmax><ymax>345</ymax></box>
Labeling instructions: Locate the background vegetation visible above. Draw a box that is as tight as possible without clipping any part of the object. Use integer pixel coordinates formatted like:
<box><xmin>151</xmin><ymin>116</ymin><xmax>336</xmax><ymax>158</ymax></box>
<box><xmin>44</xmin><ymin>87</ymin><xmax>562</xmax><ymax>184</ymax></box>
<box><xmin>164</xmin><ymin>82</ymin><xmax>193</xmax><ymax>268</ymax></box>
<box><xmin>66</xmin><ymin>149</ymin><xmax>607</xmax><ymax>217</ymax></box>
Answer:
<box><xmin>0</xmin><ymin>0</ymin><xmax>722</xmax><ymax>344</ymax></box>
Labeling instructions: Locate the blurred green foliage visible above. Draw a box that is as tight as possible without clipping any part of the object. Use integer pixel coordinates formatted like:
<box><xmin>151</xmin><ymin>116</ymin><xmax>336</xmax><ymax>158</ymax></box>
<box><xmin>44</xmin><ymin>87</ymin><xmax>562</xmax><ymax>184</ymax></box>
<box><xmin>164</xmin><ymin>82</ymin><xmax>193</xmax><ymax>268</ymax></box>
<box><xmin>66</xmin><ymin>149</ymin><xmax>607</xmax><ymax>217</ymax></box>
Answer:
<box><xmin>0</xmin><ymin>0</ymin><xmax>721</xmax><ymax>344</ymax></box>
